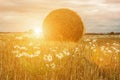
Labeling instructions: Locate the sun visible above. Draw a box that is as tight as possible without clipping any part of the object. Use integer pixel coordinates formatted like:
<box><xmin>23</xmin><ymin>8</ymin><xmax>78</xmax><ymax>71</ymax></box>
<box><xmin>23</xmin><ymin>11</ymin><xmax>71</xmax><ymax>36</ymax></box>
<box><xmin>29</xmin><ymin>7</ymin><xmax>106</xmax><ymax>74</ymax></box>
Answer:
<box><xmin>33</xmin><ymin>27</ymin><xmax>43</xmax><ymax>36</ymax></box>
<box><xmin>34</xmin><ymin>28</ymin><xmax>42</xmax><ymax>35</ymax></box>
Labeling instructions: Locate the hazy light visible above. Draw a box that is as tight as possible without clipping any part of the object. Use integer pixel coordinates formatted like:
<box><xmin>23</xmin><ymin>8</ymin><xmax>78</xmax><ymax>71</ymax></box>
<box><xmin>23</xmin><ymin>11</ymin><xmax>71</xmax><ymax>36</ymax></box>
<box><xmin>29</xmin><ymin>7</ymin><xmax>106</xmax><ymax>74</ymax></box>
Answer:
<box><xmin>33</xmin><ymin>27</ymin><xmax>43</xmax><ymax>37</ymax></box>
<box><xmin>34</xmin><ymin>28</ymin><xmax>41</xmax><ymax>35</ymax></box>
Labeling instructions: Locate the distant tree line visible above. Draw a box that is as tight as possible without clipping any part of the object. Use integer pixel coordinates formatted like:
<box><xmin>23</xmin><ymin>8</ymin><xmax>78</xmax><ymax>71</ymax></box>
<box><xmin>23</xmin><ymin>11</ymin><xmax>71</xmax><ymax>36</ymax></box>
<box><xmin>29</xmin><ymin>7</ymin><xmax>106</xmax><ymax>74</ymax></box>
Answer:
<box><xmin>86</xmin><ymin>32</ymin><xmax>120</xmax><ymax>35</ymax></box>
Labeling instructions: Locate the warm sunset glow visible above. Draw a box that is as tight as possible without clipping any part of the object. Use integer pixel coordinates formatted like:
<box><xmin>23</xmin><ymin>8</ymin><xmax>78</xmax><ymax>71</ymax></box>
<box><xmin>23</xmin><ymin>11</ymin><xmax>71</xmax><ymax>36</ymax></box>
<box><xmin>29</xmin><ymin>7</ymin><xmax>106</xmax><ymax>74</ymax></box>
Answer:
<box><xmin>33</xmin><ymin>27</ymin><xmax>43</xmax><ymax>36</ymax></box>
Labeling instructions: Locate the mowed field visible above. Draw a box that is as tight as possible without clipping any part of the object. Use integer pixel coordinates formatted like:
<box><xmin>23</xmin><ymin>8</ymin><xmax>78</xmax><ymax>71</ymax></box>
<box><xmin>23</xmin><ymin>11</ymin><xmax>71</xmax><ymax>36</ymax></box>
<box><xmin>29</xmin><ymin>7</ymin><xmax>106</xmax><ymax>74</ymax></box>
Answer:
<box><xmin>0</xmin><ymin>33</ymin><xmax>120</xmax><ymax>80</ymax></box>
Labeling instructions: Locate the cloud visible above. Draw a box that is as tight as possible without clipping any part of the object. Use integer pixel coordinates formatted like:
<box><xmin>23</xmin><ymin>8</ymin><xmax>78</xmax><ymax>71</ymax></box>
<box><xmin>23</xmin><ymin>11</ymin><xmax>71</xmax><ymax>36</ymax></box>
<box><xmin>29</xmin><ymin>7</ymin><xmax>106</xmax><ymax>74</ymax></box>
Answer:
<box><xmin>84</xmin><ymin>14</ymin><xmax>120</xmax><ymax>33</ymax></box>
<box><xmin>105</xmin><ymin>0</ymin><xmax>120</xmax><ymax>3</ymax></box>
<box><xmin>0</xmin><ymin>0</ymin><xmax>120</xmax><ymax>32</ymax></box>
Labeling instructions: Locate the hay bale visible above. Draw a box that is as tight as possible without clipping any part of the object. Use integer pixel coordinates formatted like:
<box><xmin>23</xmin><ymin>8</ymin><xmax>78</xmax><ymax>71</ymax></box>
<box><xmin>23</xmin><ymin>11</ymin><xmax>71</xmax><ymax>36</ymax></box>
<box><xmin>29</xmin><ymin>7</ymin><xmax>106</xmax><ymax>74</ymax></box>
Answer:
<box><xmin>43</xmin><ymin>8</ymin><xmax>85</xmax><ymax>42</ymax></box>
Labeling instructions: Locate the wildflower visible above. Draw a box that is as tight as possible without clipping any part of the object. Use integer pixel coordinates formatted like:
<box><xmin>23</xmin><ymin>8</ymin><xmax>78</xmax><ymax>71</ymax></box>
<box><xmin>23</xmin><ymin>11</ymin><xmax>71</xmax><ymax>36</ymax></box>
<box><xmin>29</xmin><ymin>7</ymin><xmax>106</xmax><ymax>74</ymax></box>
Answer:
<box><xmin>14</xmin><ymin>45</ymin><xmax>20</xmax><ymax>49</ymax></box>
<box><xmin>49</xmin><ymin>48</ymin><xmax>57</xmax><ymax>52</ymax></box>
<box><xmin>85</xmin><ymin>38</ymin><xmax>90</xmax><ymax>42</ymax></box>
<box><xmin>63</xmin><ymin>50</ymin><xmax>70</xmax><ymax>55</ymax></box>
<box><xmin>108</xmin><ymin>50</ymin><xmax>112</xmax><ymax>53</ymax></box>
<box><xmin>43</xmin><ymin>55</ymin><xmax>48</xmax><ymax>61</ymax></box>
<box><xmin>43</xmin><ymin>54</ymin><xmax>52</xmax><ymax>62</ymax></box>
<box><xmin>16</xmin><ymin>52</ymin><xmax>26</xmax><ymax>57</ymax></box>
<box><xmin>89</xmin><ymin>42</ymin><xmax>92</xmax><ymax>45</ymax></box>
<box><xmin>112</xmin><ymin>42</ymin><xmax>119</xmax><ymax>46</ymax></box>
<box><xmin>100</xmin><ymin>46</ymin><xmax>105</xmax><ymax>51</ymax></box>
<box><xmin>16</xmin><ymin>51</ymin><xmax>40</xmax><ymax>58</ymax></box>
<box><xmin>92</xmin><ymin>39</ymin><xmax>97</xmax><ymax>43</ymax></box>
<box><xmin>74</xmin><ymin>47</ymin><xmax>79</xmax><ymax>53</ymax></box>
<box><xmin>48</xmin><ymin>54</ymin><xmax>52</xmax><ymax>62</ymax></box>
<box><xmin>50</xmin><ymin>63</ymin><xmax>56</xmax><ymax>69</ymax></box>
<box><xmin>56</xmin><ymin>53</ymin><xmax>64</xmax><ymax>59</ymax></box>
<box><xmin>20</xmin><ymin>46</ymin><xmax>27</xmax><ymax>50</ymax></box>
<box><xmin>115</xmin><ymin>49</ymin><xmax>120</xmax><ymax>53</ymax></box>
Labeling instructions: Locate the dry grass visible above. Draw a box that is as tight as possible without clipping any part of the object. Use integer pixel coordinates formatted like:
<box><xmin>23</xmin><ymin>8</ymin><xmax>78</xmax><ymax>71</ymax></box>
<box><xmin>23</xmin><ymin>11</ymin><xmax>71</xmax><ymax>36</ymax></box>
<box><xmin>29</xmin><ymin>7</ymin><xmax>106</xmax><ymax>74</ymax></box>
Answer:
<box><xmin>0</xmin><ymin>33</ymin><xmax>120</xmax><ymax>80</ymax></box>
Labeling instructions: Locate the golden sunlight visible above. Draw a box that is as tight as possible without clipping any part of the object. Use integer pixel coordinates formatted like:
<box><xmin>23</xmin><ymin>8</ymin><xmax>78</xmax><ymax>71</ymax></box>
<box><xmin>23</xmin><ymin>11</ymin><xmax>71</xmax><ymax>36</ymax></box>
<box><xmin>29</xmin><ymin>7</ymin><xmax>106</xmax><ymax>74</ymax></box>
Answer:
<box><xmin>33</xmin><ymin>27</ymin><xmax>43</xmax><ymax>37</ymax></box>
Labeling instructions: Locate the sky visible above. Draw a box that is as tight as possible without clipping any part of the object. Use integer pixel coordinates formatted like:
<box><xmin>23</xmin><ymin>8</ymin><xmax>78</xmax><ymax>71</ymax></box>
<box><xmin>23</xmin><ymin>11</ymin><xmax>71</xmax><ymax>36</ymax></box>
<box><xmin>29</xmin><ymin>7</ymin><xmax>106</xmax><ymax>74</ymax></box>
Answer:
<box><xmin>0</xmin><ymin>0</ymin><xmax>120</xmax><ymax>33</ymax></box>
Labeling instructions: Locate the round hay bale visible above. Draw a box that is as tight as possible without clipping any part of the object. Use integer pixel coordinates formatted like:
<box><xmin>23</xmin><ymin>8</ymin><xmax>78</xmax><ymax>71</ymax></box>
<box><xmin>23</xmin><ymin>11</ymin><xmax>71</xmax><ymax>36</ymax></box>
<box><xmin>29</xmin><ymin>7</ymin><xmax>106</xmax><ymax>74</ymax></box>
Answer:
<box><xmin>43</xmin><ymin>8</ymin><xmax>85</xmax><ymax>42</ymax></box>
